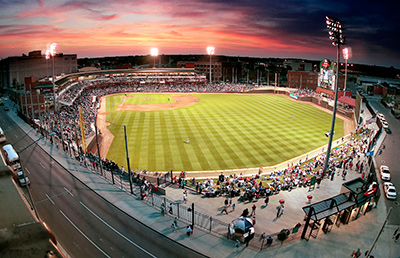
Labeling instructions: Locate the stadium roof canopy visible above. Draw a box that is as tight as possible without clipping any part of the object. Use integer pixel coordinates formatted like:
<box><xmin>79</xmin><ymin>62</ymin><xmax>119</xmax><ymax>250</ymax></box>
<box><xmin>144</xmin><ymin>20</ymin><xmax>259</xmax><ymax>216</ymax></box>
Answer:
<box><xmin>55</xmin><ymin>68</ymin><xmax>201</xmax><ymax>86</ymax></box>
<box><xmin>338</xmin><ymin>96</ymin><xmax>356</xmax><ymax>107</ymax></box>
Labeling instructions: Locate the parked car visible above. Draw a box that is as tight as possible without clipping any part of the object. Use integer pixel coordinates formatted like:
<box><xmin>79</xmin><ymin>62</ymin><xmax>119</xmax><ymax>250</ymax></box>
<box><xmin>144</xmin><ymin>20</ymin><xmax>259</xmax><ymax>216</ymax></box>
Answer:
<box><xmin>384</xmin><ymin>127</ymin><xmax>392</xmax><ymax>134</ymax></box>
<box><xmin>383</xmin><ymin>182</ymin><xmax>397</xmax><ymax>200</ymax></box>
<box><xmin>13</xmin><ymin>170</ymin><xmax>30</xmax><ymax>186</ymax></box>
<box><xmin>381</xmin><ymin>121</ymin><xmax>389</xmax><ymax>128</ymax></box>
<box><xmin>377</xmin><ymin>113</ymin><xmax>385</xmax><ymax>120</ymax></box>
<box><xmin>379</xmin><ymin>165</ymin><xmax>391</xmax><ymax>181</ymax></box>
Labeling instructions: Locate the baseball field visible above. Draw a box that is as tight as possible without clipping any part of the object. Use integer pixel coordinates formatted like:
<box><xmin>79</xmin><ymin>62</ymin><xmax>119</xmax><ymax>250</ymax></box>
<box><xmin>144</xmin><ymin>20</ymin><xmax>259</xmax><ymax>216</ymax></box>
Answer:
<box><xmin>103</xmin><ymin>93</ymin><xmax>344</xmax><ymax>172</ymax></box>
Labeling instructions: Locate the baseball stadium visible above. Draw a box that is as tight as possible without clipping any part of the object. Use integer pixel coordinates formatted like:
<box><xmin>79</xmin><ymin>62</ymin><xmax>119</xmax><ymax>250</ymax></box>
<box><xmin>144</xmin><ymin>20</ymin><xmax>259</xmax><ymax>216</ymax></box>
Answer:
<box><xmin>52</xmin><ymin>67</ymin><xmax>354</xmax><ymax>180</ymax></box>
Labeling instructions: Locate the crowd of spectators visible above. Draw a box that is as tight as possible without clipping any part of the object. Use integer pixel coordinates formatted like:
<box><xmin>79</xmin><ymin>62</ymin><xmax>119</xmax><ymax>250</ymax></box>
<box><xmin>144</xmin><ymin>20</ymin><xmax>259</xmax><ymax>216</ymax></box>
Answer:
<box><xmin>290</xmin><ymin>88</ymin><xmax>320</xmax><ymax>97</ymax></box>
<box><xmin>58</xmin><ymin>77</ymin><xmax>258</xmax><ymax>104</ymax></box>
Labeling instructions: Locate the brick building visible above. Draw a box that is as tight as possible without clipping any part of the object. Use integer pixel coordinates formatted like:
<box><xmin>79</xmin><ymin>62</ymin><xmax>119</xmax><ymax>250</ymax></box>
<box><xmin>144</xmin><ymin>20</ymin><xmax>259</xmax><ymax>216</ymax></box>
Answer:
<box><xmin>0</xmin><ymin>50</ymin><xmax>77</xmax><ymax>90</ymax></box>
<box><xmin>177</xmin><ymin>60</ymin><xmax>222</xmax><ymax>82</ymax></box>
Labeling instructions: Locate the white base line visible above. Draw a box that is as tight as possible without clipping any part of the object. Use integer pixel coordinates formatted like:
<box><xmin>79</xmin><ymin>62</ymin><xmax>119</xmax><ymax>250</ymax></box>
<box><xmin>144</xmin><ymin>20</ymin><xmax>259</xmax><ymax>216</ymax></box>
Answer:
<box><xmin>59</xmin><ymin>210</ymin><xmax>111</xmax><ymax>258</ymax></box>
<box><xmin>80</xmin><ymin>202</ymin><xmax>156</xmax><ymax>258</ymax></box>
<box><xmin>25</xmin><ymin>168</ymin><xmax>31</xmax><ymax>174</ymax></box>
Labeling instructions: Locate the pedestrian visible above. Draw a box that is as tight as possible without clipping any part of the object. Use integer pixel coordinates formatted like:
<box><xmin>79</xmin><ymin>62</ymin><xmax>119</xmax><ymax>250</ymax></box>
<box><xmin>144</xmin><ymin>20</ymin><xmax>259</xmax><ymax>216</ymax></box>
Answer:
<box><xmin>229</xmin><ymin>197</ymin><xmax>233</xmax><ymax>206</ymax></box>
<box><xmin>264</xmin><ymin>196</ymin><xmax>269</xmax><ymax>206</ymax></box>
<box><xmin>161</xmin><ymin>203</ymin><xmax>165</xmax><ymax>216</ymax></box>
<box><xmin>171</xmin><ymin>223</ymin><xmax>176</xmax><ymax>232</ymax></box>
<box><xmin>186</xmin><ymin>225</ymin><xmax>192</xmax><ymax>236</ymax></box>
<box><xmin>393</xmin><ymin>227</ymin><xmax>399</xmax><ymax>239</ymax></box>
<box><xmin>342</xmin><ymin>170</ymin><xmax>347</xmax><ymax>180</ymax></box>
<box><xmin>252</xmin><ymin>216</ymin><xmax>256</xmax><ymax>226</ymax></box>
<box><xmin>186</xmin><ymin>138</ymin><xmax>190</xmax><ymax>144</ymax></box>
<box><xmin>174</xmin><ymin>217</ymin><xmax>178</xmax><ymax>227</ymax></box>
<box><xmin>260</xmin><ymin>232</ymin><xmax>266</xmax><ymax>241</ymax></box>
<box><xmin>241</xmin><ymin>208</ymin><xmax>249</xmax><ymax>217</ymax></box>
<box><xmin>251</xmin><ymin>204</ymin><xmax>256</xmax><ymax>216</ymax></box>
<box><xmin>266</xmin><ymin>236</ymin><xmax>273</xmax><ymax>245</ymax></box>
<box><xmin>316</xmin><ymin>177</ymin><xmax>322</xmax><ymax>188</ymax></box>
<box><xmin>351</xmin><ymin>248</ymin><xmax>361</xmax><ymax>257</ymax></box>
<box><xmin>395</xmin><ymin>232</ymin><xmax>400</xmax><ymax>242</ymax></box>
<box><xmin>224</xmin><ymin>197</ymin><xmax>229</xmax><ymax>206</ymax></box>
<box><xmin>221</xmin><ymin>205</ymin><xmax>229</xmax><ymax>214</ymax></box>
<box><xmin>276</xmin><ymin>206</ymin><xmax>281</xmax><ymax>218</ymax></box>
<box><xmin>183</xmin><ymin>192</ymin><xmax>187</xmax><ymax>203</ymax></box>
<box><xmin>232</xmin><ymin>203</ymin><xmax>236</xmax><ymax>212</ymax></box>
<box><xmin>234</xmin><ymin>240</ymin><xmax>240</xmax><ymax>252</ymax></box>
<box><xmin>169</xmin><ymin>203</ymin><xmax>173</xmax><ymax>214</ymax></box>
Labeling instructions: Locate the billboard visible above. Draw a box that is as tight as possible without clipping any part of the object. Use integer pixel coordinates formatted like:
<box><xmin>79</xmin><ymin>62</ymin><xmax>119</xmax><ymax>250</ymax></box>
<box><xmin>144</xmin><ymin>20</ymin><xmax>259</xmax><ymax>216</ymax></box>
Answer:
<box><xmin>318</xmin><ymin>59</ymin><xmax>335</xmax><ymax>90</ymax></box>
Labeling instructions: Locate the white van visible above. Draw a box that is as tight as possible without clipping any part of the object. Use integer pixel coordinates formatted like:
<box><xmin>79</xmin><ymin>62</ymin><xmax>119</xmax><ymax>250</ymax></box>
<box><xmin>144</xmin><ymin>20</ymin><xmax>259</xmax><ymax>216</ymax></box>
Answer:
<box><xmin>2</xmin><ymin>144</ymin><xmax>21</xmax><ymax>171</ymax></box>
<box><xmin>0</xmin><ymin>127</ymin><xmax>5</xmax><ymax>143</ymax></box>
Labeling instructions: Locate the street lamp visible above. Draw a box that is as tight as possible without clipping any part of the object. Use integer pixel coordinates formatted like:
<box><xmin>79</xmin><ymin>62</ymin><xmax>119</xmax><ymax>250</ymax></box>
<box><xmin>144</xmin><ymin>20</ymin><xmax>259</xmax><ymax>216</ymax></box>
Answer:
<box><xmin>47</xmin><ymin>43</ymin><xmax>57</xmax><ymax>113</ymax></box>
<box><xmin>150</xmin><ymin>47</ymin><xmax>158</xmax><ymax>68</ymax></box>
<box><xmin>322</xmin><ymin>15</ymin><xmax>346</xmax><ymax>180</ymax></box>
<box><xmin>342</xmin><ymin>47</ymin><xmax>352</xmax><ymax>92</ymax></box>
<box><xmin>207</xmin><ymin>46</ymin><xmax>215</xmax><ymax>84</ymax></box>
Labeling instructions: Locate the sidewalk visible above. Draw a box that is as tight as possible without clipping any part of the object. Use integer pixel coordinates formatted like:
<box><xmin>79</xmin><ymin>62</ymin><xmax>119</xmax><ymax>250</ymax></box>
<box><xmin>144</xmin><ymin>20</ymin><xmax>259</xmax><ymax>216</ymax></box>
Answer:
<box><xmin>5</xmin><ymin>102</ymin><xmax>400</xmax><ymax>258</ymax></box>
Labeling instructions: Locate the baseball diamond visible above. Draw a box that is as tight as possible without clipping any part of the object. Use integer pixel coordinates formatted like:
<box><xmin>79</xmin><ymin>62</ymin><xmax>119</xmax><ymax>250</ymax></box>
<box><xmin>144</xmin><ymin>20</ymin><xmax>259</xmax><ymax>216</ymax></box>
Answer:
<box><xmin>98</xmin><ymin>93</ymin><xmax>346</xmax><ymax>172</ymax></box>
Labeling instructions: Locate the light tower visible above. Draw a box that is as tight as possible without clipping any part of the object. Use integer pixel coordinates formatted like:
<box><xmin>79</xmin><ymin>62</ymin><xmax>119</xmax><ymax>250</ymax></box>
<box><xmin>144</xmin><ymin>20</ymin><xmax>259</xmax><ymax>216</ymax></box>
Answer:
<box><xmin>342</xmin><ymin>47</ymin><xmax>351</xmax><ymax>92</ymax></box>
<box><xmin>47</xmin><ymin>43</ymin><xmax>57</xmax><ymax>112</ymax></box>
<box><xmin>322</xmin><ymin>16</ymin><xmax>346</xmax><ymax>179</ymax></box>
<box><xmin>207</xmin><ymin>46</ymin><xmax>215</xmax><ymax>84</ymax></box>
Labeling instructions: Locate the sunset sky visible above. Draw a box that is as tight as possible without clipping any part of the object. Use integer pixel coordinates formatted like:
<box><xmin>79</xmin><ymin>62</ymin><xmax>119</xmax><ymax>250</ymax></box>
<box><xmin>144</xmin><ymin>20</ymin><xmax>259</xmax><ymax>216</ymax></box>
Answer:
<box><xmin>1</xmin><ymin>0</ymin><xmax>399</xmax><ymax>68</ymax></box>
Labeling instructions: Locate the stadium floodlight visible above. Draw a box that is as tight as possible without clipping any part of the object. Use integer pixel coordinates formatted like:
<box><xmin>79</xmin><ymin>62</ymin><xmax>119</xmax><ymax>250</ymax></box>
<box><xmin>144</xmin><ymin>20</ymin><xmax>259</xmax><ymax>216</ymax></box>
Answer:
<box><xmin>207</xmin><ymin>46</ymin><xmax>215</xmax><ymax>84</ymax></box>
<box><xmin>47</xmin><ymin>43</ymin><xmax>57</xmax><ymax>112</ymax></box>
<box><xmin>45</xmin><ymin>49</ymin><xmax>51</xmax><ymax>60</ymax></box>
<box><xmin>150</xmin><ymin>47</ymin><xmax>158</xmax><ymax>68</ymax></box>
<box><xmin>325</xmin><ymin>131</ymin><xmax>335</xmax><ymax>137</ymax></box>
<box><xmin>320</xmin><ymin>15</ymin><xmax>346</xmax><ymax>190</ymax></box>
<box><xmin>342</xmin><ymin>47</ymin><xmax>352</xmax><ymax>92</ymax></box>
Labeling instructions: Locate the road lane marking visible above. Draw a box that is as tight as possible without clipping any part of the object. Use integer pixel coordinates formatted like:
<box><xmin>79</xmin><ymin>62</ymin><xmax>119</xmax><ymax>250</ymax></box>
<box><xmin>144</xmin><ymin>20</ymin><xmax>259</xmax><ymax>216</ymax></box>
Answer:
<box><xmin>59</xmin><ymin>210</ymin><xmax>111</xmax><ymax>258</ymax></box>
<box><xmin>39</xmin><ymin>162</ymin><xmax>46</xmax><ymax>170</ymax></box>
<box><xmin>64</xmin><ymin>187</ymin><xmax>74</xmax><ymax>196</ymax></box>
<box><xmin>46</xmin><ymin>194</ymin><xmax>55</xmax><ymax>205</ymax></box>
<box><xmin>80</xmin><ymin>202</ymin><xmax>156</xmax><ymax>258</ymax></box>
<box><xmin>15</xmin><ymin>134</ymin><xmax>18</xmax><ymax>138</ymax></box>
<box><xmin>25</xmin><ymin>168</ymin><xmax>31</xmax><ymax>174</ymax></box>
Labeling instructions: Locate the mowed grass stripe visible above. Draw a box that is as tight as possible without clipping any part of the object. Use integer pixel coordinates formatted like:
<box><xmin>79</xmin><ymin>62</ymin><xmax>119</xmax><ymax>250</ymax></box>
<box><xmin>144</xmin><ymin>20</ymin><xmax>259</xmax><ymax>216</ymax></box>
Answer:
<box><xmin>183</xmin><ymin>108</ymin><xmax>213</xmax><ymax>170</ymax></box>
<box><xmin>158</xmin><ymin>111</ymin><xmax>172</xmax><ymax>170</ymax></box>
<box><xmin>106</xmin><ymin>93</ymin><xmax>345</xmax><ymax>171</ymax></box>
<box><xmin>201</xmin><ymin>113</ymin><xmax>248</xmax><ymax>169</ymax></box>
<box><xmin>203</xmin><ymin>100</ymin><xmax>253</xmax><ymax>166</ymax></box>
<box><xmin>224</xmin><ymin>96</ymin><xmax>289</xmax><ymax>164</ymax></box>
<box><xmin>168</xmin><ymin>110</ymin><xmax>193</xmax><ymax>171</ymax></box>
<box><xmin>189</xmin><ymin>112</ymin><xmax>227</xmax><ymax>171</ymax></box>
<box><xmin>214</xmin><ymin>109</ymin><xmax>267</xmax><ymax>167</ymax></box>
<box><xmin>194</xmin><ymin>111</ymin><xmax>230</xmax><ymax>169</ymax></box>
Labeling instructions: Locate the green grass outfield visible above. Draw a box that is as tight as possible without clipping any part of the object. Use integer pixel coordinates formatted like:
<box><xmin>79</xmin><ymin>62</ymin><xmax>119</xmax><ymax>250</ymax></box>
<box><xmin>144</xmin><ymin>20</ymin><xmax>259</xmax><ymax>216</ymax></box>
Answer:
<box><xmin>105</xmin><ymin>93</ymin><xmax>344</xmax><ymax>172</ymax></box>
